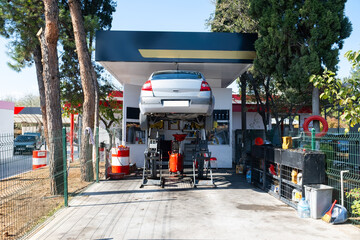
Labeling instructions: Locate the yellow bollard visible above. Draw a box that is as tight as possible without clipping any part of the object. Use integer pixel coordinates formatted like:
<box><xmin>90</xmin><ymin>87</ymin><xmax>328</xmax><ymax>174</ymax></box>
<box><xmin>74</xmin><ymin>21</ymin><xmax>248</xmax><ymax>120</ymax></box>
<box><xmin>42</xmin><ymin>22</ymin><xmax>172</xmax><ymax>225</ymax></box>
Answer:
<box><xmin>282</xmin><ymin>136</ymin><xmax>293</xmax><ymax>149</ymax></box>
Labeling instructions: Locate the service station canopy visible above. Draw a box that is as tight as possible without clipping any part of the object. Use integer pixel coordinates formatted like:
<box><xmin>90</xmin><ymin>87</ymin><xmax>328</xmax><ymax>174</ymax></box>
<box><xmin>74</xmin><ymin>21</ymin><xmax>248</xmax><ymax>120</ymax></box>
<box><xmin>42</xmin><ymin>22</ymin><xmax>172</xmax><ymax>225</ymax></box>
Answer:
<box><xmin>95</xmin><ymin>31</ymin><xmax>257</xmax><ymax>88</ymax></box>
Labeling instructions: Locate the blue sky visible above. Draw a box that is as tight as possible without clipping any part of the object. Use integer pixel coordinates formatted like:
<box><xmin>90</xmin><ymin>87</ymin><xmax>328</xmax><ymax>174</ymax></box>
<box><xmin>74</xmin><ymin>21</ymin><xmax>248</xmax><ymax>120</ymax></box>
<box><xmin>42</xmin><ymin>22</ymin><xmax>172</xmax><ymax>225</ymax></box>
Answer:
<box><xmin>0</xmin><ymin>0</ymin><xmax>359</xmax><ymax>99</ymax></box>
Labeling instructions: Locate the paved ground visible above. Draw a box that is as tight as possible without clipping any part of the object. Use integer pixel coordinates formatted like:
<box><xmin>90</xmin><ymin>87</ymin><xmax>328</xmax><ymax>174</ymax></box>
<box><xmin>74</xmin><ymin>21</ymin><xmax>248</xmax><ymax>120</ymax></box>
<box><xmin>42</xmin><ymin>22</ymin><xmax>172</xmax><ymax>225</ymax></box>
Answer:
<box><xmin>0</xmin><ymin>145</ymin><xmax>78</xmax><ymax>180</ymax></box>
<box><xmin>0</xmin><ymin>155</ymin><xmax>32</xmax><ymax>180</ymax></box>
<box><xmin>27</xmin><ymin>170</ymin><xmax>360</xmax><ymax>240</ymax></box>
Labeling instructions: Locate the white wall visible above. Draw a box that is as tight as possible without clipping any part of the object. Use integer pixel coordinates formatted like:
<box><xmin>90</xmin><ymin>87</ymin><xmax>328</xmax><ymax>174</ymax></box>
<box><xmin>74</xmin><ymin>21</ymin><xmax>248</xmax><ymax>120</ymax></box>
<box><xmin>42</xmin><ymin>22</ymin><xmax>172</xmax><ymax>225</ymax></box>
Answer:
<box><xmin>232</xmin><ymin>111</ymin><xmax>265</xmax><ymax>130</ymax></box>
<box><xmin>22</xmin><ymin>126</ymin><xmax>38</xmax><ymax>134</ymax></box>
<box><xmin>299</xmin><ymin>113</ymin><xmax>311</xmax><ymax>131</ymax></box>
<box><xmin>0</xmin><ymin>101</ymin><xmax>15</xmax><ymax>158</ymax></box>
<box><xmin>122</xmin><ymin>84</ymin><xmax>146</xmax><ymax>167</ymax></box>
<box><xmin>98</xmin><ymin>112</ymin><xmax>122</xmax><ymax>146</ymax></box>
<box><xmin>208</xmin><ymin>88</ymin><xmax>233</xmax><ymax>168</ymax></box>
<box><xmin>0</xmin><ymin>101</ymin><xmax>14</xmax><ymax>134</ymax></box>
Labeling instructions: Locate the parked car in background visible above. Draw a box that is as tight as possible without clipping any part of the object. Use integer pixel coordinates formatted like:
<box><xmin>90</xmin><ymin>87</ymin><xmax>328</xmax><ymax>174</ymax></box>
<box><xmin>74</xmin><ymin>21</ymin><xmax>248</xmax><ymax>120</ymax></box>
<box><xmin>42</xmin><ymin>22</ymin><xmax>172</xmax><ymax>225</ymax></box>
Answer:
<box><xmin>324</xmin><ymin>133</ymin><xmax>350</xmax><ymax>153</ymax></box>
<box><xmin>13</xmin><ymin>135</ymin><xmax>41</xmax><ymax>155</ymax></box>
<box><xmin>139</xmin><ymin>70</ymin><xmax>214</xmax><ymax>130</ymax></box>
<box><xmin>335</xmin><ymin>140</ymin><xmax>349</xmax><ymax>152</ymax></box>
<box><xmin>23</xmin><ymin>132</ymin><xmax>43</xmax><ymax>148</ymax></box>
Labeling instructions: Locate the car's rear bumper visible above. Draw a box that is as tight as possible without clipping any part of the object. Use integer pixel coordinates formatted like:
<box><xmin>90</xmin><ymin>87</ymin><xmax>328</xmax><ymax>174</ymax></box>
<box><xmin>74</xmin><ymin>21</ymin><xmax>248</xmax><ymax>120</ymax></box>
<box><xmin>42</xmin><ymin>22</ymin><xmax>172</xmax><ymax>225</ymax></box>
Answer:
<box><xmin>140</xmin><ymin>96</ymin><xmax>213</xmax><ymax>115</ymax></box>
<box><xmin>14</xmin><ymin>145</ymin><xmax>35</xmax><ymax>154</ymax></box>
<box><xmin>14</xmin><ymin>148</ymin><xmax>34</xmax><ymax>154</ymax></box>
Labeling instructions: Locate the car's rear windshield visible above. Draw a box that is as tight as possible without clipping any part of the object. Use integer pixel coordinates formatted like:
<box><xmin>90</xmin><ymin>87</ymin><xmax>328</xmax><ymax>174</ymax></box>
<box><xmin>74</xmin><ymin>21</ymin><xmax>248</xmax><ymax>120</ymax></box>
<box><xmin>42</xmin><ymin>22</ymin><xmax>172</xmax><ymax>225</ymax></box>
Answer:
<box><xmin>151</xmin><ymin>72</ymin><xmax>202</xmax><ymax>80</ymax></box>
<box><xmin>15</xmin><ymin>135</ymin><xmax>36</xmax><ymax>142</ymax></box>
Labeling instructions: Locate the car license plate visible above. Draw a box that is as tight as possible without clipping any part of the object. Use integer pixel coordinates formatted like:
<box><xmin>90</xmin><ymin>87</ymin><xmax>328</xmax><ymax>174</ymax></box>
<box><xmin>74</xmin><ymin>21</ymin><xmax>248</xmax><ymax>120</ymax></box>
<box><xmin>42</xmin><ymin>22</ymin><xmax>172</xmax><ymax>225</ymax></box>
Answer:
<box><xmin>18</xmin><ymin>148</ymin><xmax>25</xmax><ymax>150</ymax></box>
<box><xmin>163</xmin><ymin>101</ymin><xmax>189</xmax><ymax>107</ymax></box>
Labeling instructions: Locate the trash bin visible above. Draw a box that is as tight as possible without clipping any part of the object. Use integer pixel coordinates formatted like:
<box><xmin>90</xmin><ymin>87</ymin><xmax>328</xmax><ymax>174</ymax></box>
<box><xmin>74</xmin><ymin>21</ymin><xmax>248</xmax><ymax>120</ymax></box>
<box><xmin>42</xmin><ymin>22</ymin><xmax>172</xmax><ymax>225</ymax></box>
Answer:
<box><xmin>304</xmin><ymin>184</ymin><xmax>334</xmax><ymax>219</ymax></box>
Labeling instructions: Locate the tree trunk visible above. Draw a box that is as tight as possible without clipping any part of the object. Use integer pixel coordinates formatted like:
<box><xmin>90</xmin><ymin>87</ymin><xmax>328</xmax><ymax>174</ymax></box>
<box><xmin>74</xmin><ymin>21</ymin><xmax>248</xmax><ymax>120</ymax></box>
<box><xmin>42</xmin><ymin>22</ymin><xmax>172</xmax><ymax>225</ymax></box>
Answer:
<box><xmin>100</xmin><ymin>117</ymin><xmax>114</xmax><ymax>149</ymax></box>
<box><xmin>312</xmin><ymin>86</ymin><xmax>321</xmax><ymax>150</ymax></box>
<box><xmin>38</xmin><ymin>0</ymin><xmax>63</xmax><ymax>195</ymax></box>
<box><xmin>33</xmin><ymin>44</ymin><xmax>49</xmax><ymax>147</ymax></box>
<box><xmin>68</xmin><ymin>0</ymin><xmax>97</xmax><ymax>181</ymax></box>
<box><xmin>264</xmin><ymin>77</ymin><xmax>271</xmax><ymax>138</ymax></box>
<box><xmin>240</xmin><ymin>73</ymin><xmax>247</xmax><ymax>163</ymax></box>
<box><xmin>93</xmin><ymin>80</ymin><xmax>100</xmax><ymax>164</ymax></box>
<box><xmin>89</xmin><ymin>28</ymin><xmax>99</xmax><ymax>165</ymax></box>
<box><xmin>248</xmin><ymin>74</ymin><xmax>269</xmax><ymax>136</ymax></box>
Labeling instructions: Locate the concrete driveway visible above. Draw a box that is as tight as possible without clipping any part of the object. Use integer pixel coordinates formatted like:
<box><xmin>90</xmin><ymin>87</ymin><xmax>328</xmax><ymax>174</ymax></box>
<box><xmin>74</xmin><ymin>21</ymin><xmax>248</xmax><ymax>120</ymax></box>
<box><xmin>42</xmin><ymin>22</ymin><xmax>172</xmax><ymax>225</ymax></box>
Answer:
<box><xmin>27</xmin><ymin>171</ymin><xmax>360</xmax><ymax>240</ymax></box>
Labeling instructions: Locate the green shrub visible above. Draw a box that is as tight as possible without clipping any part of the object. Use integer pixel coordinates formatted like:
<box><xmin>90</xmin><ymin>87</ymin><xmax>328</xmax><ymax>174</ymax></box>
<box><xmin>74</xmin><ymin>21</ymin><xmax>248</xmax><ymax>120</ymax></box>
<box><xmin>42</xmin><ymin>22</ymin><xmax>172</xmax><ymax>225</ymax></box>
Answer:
<box><xmin>346</xmin><ymin>188</ymin><xmax>360</xmax><ymax>217</ymax></box>
<box><xmin>320</xmin><ymin>143</ymin><xmax>334</xmax><ymax>169</ymax></box>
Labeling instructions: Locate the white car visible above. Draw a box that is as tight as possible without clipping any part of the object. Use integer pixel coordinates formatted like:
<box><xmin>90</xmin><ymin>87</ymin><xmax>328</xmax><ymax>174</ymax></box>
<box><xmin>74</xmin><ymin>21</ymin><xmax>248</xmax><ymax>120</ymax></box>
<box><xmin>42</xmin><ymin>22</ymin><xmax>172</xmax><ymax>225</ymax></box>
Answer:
<box><xmin>139</xmin><ymin>70</ymin><xmax>214</xmax><ymax>130</ymax></box>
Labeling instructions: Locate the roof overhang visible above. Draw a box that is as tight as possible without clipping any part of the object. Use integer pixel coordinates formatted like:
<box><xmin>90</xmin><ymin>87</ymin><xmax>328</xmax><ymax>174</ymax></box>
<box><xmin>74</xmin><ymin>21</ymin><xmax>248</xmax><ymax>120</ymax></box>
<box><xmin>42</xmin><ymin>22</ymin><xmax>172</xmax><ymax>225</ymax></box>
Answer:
<box><xmin>95</xmin><ymin>31</ymin><xmax>257</xmax><ymax>88</ymax></box>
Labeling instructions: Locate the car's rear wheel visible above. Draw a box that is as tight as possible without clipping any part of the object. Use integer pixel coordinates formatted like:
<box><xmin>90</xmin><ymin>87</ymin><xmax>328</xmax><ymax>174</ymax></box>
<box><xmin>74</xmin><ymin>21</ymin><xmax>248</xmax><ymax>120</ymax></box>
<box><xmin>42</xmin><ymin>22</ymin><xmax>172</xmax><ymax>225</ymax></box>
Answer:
<box><xmin>140</xmin><ymin>113</ymin><xmax>148</xmax><ymax>131</ymax></box>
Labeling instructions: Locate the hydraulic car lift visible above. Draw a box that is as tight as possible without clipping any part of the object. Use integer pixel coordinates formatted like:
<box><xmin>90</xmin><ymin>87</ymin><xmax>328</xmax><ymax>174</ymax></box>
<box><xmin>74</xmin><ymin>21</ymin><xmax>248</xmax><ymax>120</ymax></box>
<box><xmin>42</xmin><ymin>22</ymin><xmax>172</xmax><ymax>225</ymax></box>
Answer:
<box><xmin>140</xmin><ymin>118</ymin><xmax>215</xmax><ymax>188</ymax></box>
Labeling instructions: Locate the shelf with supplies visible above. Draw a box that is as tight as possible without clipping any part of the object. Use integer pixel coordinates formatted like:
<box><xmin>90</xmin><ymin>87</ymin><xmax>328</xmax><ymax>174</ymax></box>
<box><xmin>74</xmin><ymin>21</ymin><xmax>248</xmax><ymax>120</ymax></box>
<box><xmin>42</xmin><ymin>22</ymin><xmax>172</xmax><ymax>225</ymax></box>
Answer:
<box><xmin>265</xmin><ymin>172</ymin><xmax>280</xmax><ymax>181</ymax></box>
<box><xmin>251</xmin><ymin>146</ymin><xmax>325</xmax><ymax>209</ymax></box>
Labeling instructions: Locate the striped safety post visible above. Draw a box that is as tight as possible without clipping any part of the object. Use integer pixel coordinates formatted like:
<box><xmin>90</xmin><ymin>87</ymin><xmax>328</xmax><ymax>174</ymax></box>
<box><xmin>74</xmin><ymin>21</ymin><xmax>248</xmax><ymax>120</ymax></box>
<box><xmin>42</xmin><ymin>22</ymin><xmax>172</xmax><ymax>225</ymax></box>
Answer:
<box><xmin>32</xmin><ymin>150</ymin><xmax>47</xmax><ymax>170</ymax></box>
<box><xmin>111</xmin><ymin>146</ymin><xmax>130</xmax><ymax>175</ymax></box>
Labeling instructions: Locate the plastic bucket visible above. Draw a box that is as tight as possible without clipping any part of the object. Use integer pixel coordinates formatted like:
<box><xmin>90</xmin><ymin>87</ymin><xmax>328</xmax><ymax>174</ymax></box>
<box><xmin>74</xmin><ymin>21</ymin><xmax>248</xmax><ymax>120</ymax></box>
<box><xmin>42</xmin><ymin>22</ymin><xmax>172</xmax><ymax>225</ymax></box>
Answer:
<box><xmin>304</xmin><ymin>184</ymin><xmax>334</xmax><ymax>219</ymax></box>
<box><xmin>282</xmin><ymin>136</ymin><xmax>292</xmax><ymax>149</ymax></box>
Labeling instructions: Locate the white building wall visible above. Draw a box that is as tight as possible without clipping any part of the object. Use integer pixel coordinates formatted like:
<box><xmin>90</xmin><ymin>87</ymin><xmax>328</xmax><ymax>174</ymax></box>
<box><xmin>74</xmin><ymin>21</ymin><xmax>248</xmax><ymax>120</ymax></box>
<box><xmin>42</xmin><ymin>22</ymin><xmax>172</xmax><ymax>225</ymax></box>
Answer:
<box><xmin>232</xmin><ymin>111</ymin><xmax>265</xmax><ymax>130</ymax></box>
<box><xmin>122</xmin><ymin>84</ymin><xmax>146</xmax><ymax>167</ymax></box>
<box><xmin>0</xmin><ymin>101</ymin><xmax>14</xmax><ymax>134</ymax></box>
<box><xmin>98</xmin><ymin>113</ymin><xmax>122</xmax><ymax>146</ymax></box>
<box><xmin>0</xmin><ymin>101</ymin><xmax>15</xmax><ymax>158</ymax></box>
<box><xmin>208</xmin><ymin>88</ymin><xmax>233</xmax><ymax>168</ymax></box>
<box><xmin>299</xmin><ymin>113</ymin><xmax>312</xmax><ymax>131</ymax></box>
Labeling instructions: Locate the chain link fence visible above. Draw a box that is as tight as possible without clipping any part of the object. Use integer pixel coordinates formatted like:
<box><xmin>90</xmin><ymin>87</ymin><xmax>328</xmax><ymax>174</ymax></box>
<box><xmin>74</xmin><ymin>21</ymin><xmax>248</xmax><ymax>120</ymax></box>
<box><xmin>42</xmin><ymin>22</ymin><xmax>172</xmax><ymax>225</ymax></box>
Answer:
<box><xmin>291</xmin><ymin>131</ymin><xmax>360</xmax><ymax>225</ymax></box>
<box><xmin>0</xmin><ymin>127</ymin><xmax>103</xmax><ymax>239</ymax></box>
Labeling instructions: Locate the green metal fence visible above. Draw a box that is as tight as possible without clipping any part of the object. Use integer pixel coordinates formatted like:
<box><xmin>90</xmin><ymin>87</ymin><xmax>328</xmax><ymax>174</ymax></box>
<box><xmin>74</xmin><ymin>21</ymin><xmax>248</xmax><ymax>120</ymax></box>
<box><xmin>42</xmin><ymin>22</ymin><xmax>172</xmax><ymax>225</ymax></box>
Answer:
<box><xmin>0</xmin><ymin>127</ymin><xmax>102</xmax><ymax>239</ymax></box>
<box><xmin>292</xmin><ymin>131</ymin><xmax>360</xmax><ymax>225</ymax></box>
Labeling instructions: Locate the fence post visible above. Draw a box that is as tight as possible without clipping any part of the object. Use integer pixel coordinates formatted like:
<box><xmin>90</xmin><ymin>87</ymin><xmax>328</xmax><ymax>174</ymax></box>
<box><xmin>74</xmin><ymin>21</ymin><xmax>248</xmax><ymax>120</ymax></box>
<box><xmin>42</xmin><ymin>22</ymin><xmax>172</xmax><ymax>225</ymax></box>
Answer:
<box><xmin>96</xmin><ymin>127</ymin><xmax>99</xmax><ymax>183</ymax></box>
<box><xmin>78</xmin><ymin>114</ymin><xmax>82</xmax><ymax>159</ymax></box>
<box><xmin>62</xmin><ymin>127</ymin><xmax>68</xmax><ymax>207</ymax></box>
<box><xmin>311</xmin><ymin>128</ymin><xmax>316</xmax><ymax>150</ymax></box>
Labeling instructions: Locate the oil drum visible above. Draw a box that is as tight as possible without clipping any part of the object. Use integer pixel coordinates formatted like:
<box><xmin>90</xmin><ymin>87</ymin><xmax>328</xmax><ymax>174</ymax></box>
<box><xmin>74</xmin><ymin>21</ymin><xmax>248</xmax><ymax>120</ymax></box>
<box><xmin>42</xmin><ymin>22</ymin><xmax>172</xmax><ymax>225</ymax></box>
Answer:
<box><xmin>111</xmin><ymin>146</ymin><xmax>130</xmax><ymax>175</ymax></box>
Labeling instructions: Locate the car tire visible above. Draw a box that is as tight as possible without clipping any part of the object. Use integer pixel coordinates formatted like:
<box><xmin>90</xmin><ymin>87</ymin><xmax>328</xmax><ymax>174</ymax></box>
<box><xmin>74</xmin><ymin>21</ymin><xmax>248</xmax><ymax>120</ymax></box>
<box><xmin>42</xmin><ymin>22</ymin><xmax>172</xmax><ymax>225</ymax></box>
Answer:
<box><xmin>205</xmin><ymin>114</ymin><xmax>213</xmax><ymax>131</ymax></box>
<box><xmin>140</xmin><ymin>113</ymin><xmax>148</xmax><ymax>131</ymax></box>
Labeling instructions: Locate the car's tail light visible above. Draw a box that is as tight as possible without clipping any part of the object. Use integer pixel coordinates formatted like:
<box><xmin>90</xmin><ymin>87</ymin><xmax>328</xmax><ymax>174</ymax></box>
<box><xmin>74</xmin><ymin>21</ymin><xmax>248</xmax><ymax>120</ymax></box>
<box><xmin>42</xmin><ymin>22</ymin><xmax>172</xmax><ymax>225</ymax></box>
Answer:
<box><xmin>142</xmin><ymin>80</ymin><xmax>152</xmax><ymax>91</ymax></box>
<box><xmin>200</xmin><ymin>81</ymin><xmax>211</xmax><ymax>91</ymax></box>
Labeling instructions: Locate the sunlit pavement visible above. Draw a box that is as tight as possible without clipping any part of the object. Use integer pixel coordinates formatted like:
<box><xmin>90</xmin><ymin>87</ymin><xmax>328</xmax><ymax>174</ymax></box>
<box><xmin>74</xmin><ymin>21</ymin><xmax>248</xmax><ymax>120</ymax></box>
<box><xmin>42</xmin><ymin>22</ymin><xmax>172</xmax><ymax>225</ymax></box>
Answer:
<box><xmin>27</xmin><ymin>171</ymin><xmax>360</xmax><ymax>240</ymax></box>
